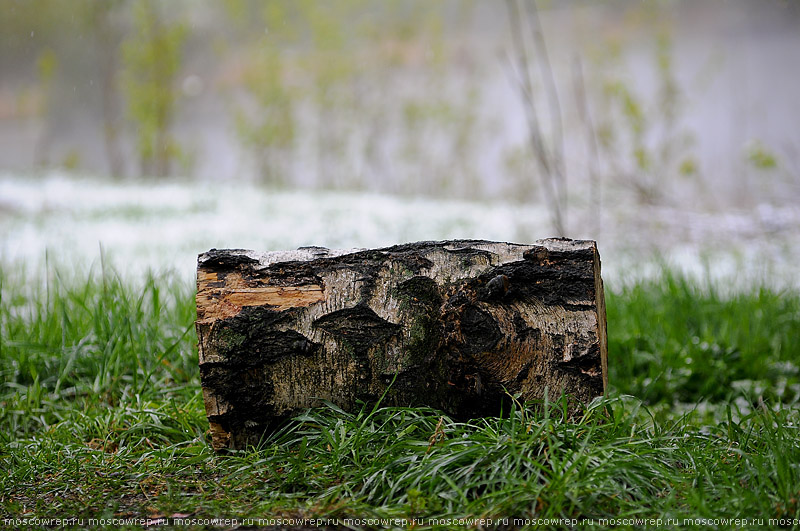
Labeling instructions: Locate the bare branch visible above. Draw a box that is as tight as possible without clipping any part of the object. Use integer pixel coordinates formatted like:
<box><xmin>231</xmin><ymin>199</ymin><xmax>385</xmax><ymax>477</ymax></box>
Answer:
<box><xmin>524</xmin><ymin>0</ymin><xmax>567</xmax><ymax>225</ymax></box>
<box><xmin>505</xmin><ymin>0</ymin><xmax>564</xmax><ymax>235</ymax></box>
<box><xmin>572</xmin><ymin>54</ymin><xmax>601</xmax><ymax>236</ymax></box>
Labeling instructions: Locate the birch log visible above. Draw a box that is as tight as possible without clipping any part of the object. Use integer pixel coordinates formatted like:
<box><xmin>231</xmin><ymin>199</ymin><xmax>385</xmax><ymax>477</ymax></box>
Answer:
<box><xmin>196</xmin><ymin>239</ymin><xmax>607</xmax><ymax>450</ymax></box>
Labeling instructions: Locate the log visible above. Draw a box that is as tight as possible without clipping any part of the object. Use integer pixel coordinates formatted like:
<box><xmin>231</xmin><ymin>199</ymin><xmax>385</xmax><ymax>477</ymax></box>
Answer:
<box><xmin>196</xmin><ymin>239</ymin><xmax>607</xmax><ymax>451</ymax></box>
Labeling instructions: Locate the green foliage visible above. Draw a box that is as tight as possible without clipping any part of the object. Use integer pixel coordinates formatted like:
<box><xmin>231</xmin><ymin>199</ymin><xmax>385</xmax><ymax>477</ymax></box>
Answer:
<box><xmin>2</xmin><ymin>263</ymin><xmax>799</xmax><ymax>523</ymax></box>
<box><xmin>122</xmin><ymin>0</ymin><xmax>187</xmax><ymax>178</ymax></box>
<box><xmin>36</xmin><ymin>49</ymin><xmax>58</xmax><ymax>86</ymax></box>
<box><xmin>60</xmin><ymin>148</ymin><xmax>82</xmax><ymax>171</ymax></box>
<box><xmin>747</xmin><ymin>141</ymin><xmax>779</xmax><ymax>171</ymax></box>
<box><xmin>678</xmin><ymin>156</ymin><xmax>698</xmax><ymax>176</ymax></box>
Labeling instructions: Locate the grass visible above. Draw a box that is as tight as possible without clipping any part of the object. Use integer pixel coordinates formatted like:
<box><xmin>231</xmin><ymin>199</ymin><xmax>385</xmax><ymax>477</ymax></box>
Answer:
<box><xmin>1</xmin><ymin>262</ymin><xmax>800</xmax><ymax>529</ymax></box>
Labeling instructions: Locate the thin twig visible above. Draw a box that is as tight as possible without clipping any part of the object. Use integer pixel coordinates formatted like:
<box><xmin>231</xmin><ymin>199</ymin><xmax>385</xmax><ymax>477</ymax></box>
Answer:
<box><xmin>524</xmin><ymin>0</ymin><xmax>567</xmax><ymax>231</ymax></box>
<box><xmin>505</xmin><ymin>0</ymin><xmax>565</xmax><ymax>235</ymax></box>
<box><xmin>572</xmin><ymin>54</ymin><xmax>601</xmax><ymax>236</ymax></box>
<box><xmin>505</xmin><ymin>0</ymin><xmax>549</xmax><ymax>171</ymax></box>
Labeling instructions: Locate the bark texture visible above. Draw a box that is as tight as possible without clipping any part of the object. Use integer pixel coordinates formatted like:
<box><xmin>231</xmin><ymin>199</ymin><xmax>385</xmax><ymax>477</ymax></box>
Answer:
<box><xmin>196</xmin><ymin>239</ymin><xmax>608</xmax><ymax>451</ymax></box>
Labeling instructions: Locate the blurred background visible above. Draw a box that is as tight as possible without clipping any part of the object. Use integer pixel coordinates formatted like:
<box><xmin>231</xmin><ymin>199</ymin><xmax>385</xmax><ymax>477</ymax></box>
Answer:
<box><xmin>1</xmin><ymin>0</ymin><xmax>799</xmax><ymax>284</ymax></box>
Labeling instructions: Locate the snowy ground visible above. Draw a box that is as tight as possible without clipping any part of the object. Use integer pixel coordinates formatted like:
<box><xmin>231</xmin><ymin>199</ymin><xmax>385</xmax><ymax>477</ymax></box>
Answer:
<box><xmin>2</xmin><ymin>172</ymin><xmax>799</xmax><ymax>290</ymax></box>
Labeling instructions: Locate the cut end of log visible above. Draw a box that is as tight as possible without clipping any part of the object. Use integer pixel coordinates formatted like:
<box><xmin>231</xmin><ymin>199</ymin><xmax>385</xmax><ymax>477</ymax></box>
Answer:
<box><xmin>196</xmin><ymin>239</ymin><xmax>608</xmax><ymax>451</ymax></box>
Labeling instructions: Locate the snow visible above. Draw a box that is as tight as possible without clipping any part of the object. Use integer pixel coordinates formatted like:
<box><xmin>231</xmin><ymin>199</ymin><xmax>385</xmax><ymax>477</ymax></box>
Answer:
<box><xmin>0</xmin><ymin>172</ymin><xmax>549</xmax><ymax>279</ymax></box>
<box><xmin>2</xmin><ymin>172</ymin><xmax>799</xmax><ymax>290</ymax></box>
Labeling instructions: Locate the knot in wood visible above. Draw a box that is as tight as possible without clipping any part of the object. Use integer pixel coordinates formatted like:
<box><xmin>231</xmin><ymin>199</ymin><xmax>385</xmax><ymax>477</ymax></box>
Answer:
<box><xmin>483</xmin><ymin>274</ymin><xmax>510</xmax><ymax>300</ymax></box>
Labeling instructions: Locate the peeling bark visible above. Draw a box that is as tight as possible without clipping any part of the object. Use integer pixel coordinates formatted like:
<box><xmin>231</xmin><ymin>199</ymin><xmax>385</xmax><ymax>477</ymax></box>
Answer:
<box><xmin>196</xmin><ymin>239</ymin><xmax>608</xmax><ymax>451</ymax></box>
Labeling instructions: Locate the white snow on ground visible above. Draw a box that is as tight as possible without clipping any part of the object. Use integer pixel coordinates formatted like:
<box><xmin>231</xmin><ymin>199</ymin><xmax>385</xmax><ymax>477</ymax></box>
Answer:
<box><xmin>1</xmin><ymin>172</ymin><xmax>799</xmax><ymax>289</ymax></box>
<box><xmin>0</xmin><ymin>173</ymin><xmax>550</xmax><ymax>279</ymax></box>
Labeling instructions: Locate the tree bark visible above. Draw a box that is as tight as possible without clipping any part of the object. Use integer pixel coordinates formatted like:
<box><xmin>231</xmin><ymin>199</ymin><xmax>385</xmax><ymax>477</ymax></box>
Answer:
<box><xmin>196</xmin><ymin>239</ymin><xmax>608</xmax><ymax>451</ymax></box>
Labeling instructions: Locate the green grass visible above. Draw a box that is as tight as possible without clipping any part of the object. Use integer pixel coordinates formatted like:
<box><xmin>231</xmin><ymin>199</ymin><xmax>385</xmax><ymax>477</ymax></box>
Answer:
<box><xmin>1</xmin><ymin>263</ymin><xmax>800</xmax><ymax>529</ymax></box>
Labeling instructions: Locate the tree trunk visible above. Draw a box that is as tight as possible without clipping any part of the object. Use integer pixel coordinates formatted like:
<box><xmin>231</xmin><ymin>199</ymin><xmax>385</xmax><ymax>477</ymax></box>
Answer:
<box><xmin>196</xmin><ymin>239</ymin><xmax>608</xmax><ymax>451</ymax></box>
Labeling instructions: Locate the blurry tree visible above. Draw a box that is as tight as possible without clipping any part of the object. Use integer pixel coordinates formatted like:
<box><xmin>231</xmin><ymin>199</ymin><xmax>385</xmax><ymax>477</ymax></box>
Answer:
<box><xmin>505</xmin><ymin>0</ymin><xmax>568</xmax><ymax>236</ymax></box>
<box><xmin>301</xmin><ymin>0</ymin><xmax>361</xmax><ymax>189</ymax></box>
<box><xmin>1</xmin><ymin>0</ymin><xmax>125</xmax><ymax>173</ymax></box>
<box><xmin>90</xmin><ymin>0</ymin><xmax>127</xmax><ymax>178</ymax></box>
<box><xmin>594</xmin><ymin>28</ymin><xmax>697</xmax><ymax>206</ymax></box>
<box><xmin>122</xmin><ymin>0</ymin><xmax>187</xmax><ymax>177</ymax></box>
<box><xmin>0</xmin><ymin>1</ymin><xmax>67</xmax><ymax>71</ymax></box>
<box><xmin>394</xmin><ymin>4</ymin><xmax>485</xmax><ymax>198</ymax></box>
<box><xmin>0</xmin><ymin>0</ymin><xmax>70</xmax><ymax>169</ymax></box>
<box><xmin>230</xmin><ymin>0</ymin><xmax>300</xmax><ymax>187</ymax></box>
<box><xmin>227</xmin><ymin>0</ymin><xmax>483</xmax><ymax>195</ymax></box>
<box><xmin>34</xmin><ymin>48</ymin><xmax>58</xmax><ymax>167</ymax></box>
<box><xmin>571</xmin><ymin>56</ymin><xmax>602</xmax><ymax>236</ymax></box>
